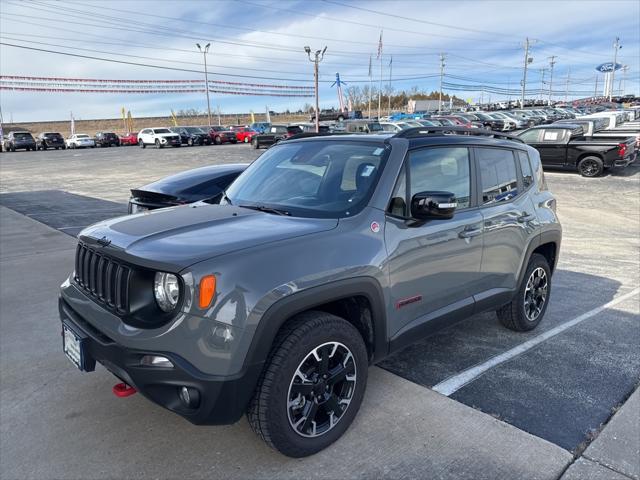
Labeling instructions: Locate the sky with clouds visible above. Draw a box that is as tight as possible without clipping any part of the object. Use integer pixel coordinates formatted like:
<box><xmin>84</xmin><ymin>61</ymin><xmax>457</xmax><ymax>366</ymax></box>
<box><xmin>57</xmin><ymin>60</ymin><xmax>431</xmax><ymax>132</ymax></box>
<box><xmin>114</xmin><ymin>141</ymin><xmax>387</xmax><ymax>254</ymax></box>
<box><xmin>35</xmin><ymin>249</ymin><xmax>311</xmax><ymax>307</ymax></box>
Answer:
<box><xmin>1</xmin><ymin>0</ymin><xmax>639</xmax><ymax>122</ymax></box>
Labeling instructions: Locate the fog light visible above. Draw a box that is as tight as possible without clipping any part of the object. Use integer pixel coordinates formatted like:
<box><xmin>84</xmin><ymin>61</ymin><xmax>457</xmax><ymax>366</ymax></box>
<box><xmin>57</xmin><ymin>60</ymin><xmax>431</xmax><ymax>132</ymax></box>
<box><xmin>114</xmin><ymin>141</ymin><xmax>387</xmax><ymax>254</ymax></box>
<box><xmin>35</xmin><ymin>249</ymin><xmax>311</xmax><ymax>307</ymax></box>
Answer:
<box><xmin>178</xmin><ymin>386</ymin><xmax>200</xmax><ymax>409</ymax></box>
<box><xmin>140</xmin><ymin>355</ymin><xmax>173</xmax><ymax>368</ymax></box>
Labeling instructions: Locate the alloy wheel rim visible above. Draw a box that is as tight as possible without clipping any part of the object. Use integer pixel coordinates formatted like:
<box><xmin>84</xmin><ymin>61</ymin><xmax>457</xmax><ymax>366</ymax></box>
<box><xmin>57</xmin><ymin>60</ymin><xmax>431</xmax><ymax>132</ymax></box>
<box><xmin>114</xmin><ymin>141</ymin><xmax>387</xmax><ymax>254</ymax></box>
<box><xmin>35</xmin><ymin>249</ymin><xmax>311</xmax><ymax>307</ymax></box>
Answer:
<box><xmin>524</xmin><ymin>267</ymin><xmax>548</xmax><ymax>321</ymax></box>
<box><xmin>287</xmin><ymin>341</ymin><xmax>356</xmax><ymax>438</ymax></box>
<box><xmin>581</xmin><ymin>160</ymin><xmax>598</xmax><ymax>176</ymax></box>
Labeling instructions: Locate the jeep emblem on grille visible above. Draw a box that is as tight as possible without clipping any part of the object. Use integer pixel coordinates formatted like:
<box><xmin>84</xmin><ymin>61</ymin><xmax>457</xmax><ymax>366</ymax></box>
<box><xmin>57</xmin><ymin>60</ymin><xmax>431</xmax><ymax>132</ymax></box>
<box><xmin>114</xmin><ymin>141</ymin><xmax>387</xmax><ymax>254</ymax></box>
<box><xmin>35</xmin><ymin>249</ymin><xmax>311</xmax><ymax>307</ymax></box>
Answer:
<box><xmin>97</xmin><ymin>236</ymin><xmax>111</xmax><ymax>247</ymax></box>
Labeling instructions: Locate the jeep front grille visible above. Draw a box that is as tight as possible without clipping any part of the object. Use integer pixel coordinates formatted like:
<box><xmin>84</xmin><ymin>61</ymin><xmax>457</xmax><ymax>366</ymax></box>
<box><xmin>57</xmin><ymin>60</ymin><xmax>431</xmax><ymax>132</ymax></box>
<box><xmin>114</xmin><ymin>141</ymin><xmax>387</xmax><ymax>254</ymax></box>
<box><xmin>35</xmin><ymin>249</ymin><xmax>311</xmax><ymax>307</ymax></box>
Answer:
<box><xmin>74</xmin><ymin>243</ymin><xmax>131</xmax><ymax>314</ymax></box>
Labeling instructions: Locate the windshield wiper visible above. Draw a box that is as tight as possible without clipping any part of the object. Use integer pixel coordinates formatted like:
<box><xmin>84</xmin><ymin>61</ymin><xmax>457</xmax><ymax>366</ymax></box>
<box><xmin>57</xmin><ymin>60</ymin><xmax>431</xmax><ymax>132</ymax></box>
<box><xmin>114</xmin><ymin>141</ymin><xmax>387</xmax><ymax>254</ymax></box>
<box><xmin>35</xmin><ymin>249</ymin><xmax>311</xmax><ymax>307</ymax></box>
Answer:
<box><xmin>239</xmin><ymin>204</ymin><xmax>291</xmax><ymax>216</ymax></box>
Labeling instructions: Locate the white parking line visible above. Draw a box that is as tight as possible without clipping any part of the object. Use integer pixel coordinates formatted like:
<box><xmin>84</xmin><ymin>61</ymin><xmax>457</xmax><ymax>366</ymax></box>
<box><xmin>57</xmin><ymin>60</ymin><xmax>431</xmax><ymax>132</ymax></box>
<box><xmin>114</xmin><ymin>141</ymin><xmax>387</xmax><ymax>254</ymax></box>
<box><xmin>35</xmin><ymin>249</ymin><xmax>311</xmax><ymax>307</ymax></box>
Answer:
<box><xmin>432</xmin><ymin>287</ymin><xmax>640</xmax><ymax>397</ymax></box>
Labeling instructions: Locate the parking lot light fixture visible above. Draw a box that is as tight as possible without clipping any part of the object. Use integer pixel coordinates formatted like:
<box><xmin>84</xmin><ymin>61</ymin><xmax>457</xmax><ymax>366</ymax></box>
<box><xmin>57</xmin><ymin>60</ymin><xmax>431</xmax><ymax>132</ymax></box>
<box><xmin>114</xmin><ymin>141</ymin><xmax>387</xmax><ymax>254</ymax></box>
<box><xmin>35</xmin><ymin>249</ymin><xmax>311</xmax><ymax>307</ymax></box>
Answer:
<box><xmin>305</xmin><ymin>46</ymin><xmax>327</xmax><ymax>133</ymax></box>
<box><xmin>197</xmin><ymin>42</ymin><xmax>213</xmax><ymax>127</ymax></box>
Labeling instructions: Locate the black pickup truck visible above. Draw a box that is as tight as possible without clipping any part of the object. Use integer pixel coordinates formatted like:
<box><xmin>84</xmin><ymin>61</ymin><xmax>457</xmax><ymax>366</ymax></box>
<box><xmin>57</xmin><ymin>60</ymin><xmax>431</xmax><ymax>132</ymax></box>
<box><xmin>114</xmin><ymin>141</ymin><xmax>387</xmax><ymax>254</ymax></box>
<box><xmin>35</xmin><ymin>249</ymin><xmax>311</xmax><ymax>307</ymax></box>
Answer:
<box><xmin>554</xmin><ymin>118</ymin><xmax>640</xmax><ymax>152</ymax></box>
<box><xmin>518</xmin><ymin>124</ymin><xmax>636</xmax><ymax>177</ymax></box>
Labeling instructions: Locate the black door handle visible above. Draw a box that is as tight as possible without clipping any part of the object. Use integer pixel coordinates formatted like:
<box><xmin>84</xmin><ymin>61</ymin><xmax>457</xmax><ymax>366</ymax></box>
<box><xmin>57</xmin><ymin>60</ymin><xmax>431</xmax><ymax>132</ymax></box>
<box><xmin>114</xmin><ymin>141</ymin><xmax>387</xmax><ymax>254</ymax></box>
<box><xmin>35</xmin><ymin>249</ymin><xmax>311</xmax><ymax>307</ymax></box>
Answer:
<box><xmin>459</xmin><ymin>227</ymin><xmax>482</xmax><ymax>239</ymax></box>
<box><xmin>517</xmin><ymin>213</ymin><xmax>536</xmax><ymax>223</ymax></box>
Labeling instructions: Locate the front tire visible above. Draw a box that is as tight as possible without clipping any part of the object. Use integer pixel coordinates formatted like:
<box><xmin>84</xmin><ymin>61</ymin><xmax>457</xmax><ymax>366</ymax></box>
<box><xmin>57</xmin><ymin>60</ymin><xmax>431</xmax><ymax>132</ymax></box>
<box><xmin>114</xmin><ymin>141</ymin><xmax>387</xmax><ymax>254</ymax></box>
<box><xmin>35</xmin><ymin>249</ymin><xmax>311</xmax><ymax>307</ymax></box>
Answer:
<box><xmin>497</xmin><ymin>253</ymin><xmax>551</xmax><ymax>332</ymax></box>
<box><xmin>247</xmin><ymin>311</ymin><xmax>368</xmax><ymax>458</ymax></box>
<box><xmin>155</xmin><ymin>139</ymin><xmax>163</xmax><ymax>149</ymax></box>
<box><xmin>578</xmin><ymin>156</ymin><xmax>604</xmax><ymax>177</ymax></box>
<box><xmin>252</xmin><ymin>138</ymin><xmax>260</xmax><ymax>149</ymax></box>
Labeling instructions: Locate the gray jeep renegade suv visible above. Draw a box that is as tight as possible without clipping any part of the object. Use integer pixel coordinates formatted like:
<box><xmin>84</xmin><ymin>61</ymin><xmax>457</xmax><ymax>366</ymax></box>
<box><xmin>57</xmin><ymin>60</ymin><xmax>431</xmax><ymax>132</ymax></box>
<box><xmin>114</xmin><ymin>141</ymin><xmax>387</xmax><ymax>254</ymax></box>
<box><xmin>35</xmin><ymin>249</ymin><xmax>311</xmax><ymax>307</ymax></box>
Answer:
<box><xmin>59</xmin><ymin>127</ymin><xmax>561</xmax><ymax>457</ymax></box>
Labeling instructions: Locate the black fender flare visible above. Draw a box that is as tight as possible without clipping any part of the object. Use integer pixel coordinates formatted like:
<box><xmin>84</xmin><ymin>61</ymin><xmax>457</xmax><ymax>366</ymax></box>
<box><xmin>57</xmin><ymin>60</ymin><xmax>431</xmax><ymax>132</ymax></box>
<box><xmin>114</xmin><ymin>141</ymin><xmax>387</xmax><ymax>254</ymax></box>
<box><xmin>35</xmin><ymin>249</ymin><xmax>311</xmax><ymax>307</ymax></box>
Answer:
<box><xmin>242</xmin><ymin>277</ymin><xmax>388</xmax><ymax>371</ymax></box>
<box><xmin>517</xmin><ymin>229</ymin><xmax>561</xmax><ymax>287</ymax></box>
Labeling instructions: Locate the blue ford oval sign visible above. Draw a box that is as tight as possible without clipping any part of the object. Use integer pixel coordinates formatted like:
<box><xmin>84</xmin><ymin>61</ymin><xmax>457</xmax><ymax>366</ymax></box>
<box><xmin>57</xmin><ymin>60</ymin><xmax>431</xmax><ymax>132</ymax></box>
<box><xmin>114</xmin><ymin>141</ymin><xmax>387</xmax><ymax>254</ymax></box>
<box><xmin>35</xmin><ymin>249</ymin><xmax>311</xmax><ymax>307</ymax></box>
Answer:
<box><xmin>596</xmin><ymin>62</ymin><xmax>622</xmax><ymax>73</ymax></box>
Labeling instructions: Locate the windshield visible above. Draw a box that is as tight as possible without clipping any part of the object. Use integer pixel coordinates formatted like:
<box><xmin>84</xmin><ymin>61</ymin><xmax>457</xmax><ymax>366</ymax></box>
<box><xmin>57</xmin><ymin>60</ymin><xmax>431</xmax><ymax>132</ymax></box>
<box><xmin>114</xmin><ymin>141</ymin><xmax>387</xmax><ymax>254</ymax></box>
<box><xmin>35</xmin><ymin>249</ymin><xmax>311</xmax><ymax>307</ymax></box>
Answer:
<box><xmin>225</xmin><ymin>140</ymin><xmax>390</xmax><ymax>218</ymax></box>
<box><xmin>14</xmin><ymin>133</ymin><xmax>33</xmax><ymax>140</ymax></box>
<box><xmin>153</xmin><ymin>128</ymin><xmax>171</xmax><ymax>134</ymax></box>
<box><xmin>76</xmin><ymin>134</ymin><xmax>90</xmax><ymax>138</ymax></box>
<box><xmin>185</xmin><ymin>127</ymin><xmax>204</xmax><ymax>133</ymax></box>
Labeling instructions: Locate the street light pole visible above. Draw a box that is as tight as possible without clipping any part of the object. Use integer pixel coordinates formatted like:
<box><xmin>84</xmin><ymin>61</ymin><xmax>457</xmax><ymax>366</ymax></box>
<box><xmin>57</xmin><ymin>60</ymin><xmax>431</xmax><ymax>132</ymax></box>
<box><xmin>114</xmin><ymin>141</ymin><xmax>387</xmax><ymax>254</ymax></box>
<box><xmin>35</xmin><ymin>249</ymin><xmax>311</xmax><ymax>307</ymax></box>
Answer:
<box><xmin>548</xmin><ymin>56</ymin><xmax>556</xmax><ymax>105</ymax></box>
<box><xmin>305</xmin><ymin>46</ymin><xmax>327</xmax><ymax>133</ymax></box>
<box><xmin>197</xmin><ymin>43</ymin><xmax>212</xmax><ymax>127</ymax></box>
<box><xmin>521</xmin><ymin>37</ymin><xmax>535</xmax><ymax>108</ymax></box>
<box><xmin>438</xmin><ymin>53</ymin><xmax>445</xmax><ymax>114</ymax></box>
<box><xmin>609</xmin><ymin>37</ymin><xmax>621</xmax><ymax>101</ymax></box>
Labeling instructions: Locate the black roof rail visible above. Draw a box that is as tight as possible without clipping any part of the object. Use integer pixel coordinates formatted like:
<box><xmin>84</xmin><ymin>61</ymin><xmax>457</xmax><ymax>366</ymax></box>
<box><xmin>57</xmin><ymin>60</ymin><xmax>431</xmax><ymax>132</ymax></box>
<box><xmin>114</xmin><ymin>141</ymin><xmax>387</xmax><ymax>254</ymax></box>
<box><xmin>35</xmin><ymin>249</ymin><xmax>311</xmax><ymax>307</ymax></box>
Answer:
<box><xmin>392</xmin><ymin>126</ymin><xmax>524</xmax><ymax>143</ymax></box>
<box><xmin>284</xmin><ymin>131</ymin><xmax>350</xmax><ymax>141</ymax></box>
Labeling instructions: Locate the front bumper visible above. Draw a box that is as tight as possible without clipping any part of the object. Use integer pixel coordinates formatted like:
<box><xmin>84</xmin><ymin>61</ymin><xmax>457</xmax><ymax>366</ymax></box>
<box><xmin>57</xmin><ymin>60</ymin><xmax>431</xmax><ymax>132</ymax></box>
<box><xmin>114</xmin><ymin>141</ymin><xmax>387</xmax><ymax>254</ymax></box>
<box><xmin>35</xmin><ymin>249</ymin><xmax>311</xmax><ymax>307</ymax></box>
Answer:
<box><xmin>59</xmin><ymin>297</ymin><xmax>261</xmax><ymax>425</ymax></box>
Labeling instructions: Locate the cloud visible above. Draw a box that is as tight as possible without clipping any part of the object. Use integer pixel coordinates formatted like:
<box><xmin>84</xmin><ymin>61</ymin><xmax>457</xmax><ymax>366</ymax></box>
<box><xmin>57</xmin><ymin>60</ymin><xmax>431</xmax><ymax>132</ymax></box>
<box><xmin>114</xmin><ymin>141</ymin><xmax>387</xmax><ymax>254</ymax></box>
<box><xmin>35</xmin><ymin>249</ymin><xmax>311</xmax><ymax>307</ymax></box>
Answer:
<box><xmin>1</xmin><ymin>0</ymin><xmax>638</xmax><ymax>121</ymax></box>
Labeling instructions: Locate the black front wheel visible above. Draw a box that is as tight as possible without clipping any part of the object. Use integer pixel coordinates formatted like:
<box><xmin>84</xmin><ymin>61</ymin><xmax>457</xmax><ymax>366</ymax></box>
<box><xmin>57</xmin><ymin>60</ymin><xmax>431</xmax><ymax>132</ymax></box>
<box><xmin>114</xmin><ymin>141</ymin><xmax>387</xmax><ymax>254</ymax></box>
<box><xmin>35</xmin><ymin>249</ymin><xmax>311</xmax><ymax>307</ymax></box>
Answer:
<box><xmin>247</xmin><ymin>311</ymin><xmax>367</xmax><ymax>458</ymax></box>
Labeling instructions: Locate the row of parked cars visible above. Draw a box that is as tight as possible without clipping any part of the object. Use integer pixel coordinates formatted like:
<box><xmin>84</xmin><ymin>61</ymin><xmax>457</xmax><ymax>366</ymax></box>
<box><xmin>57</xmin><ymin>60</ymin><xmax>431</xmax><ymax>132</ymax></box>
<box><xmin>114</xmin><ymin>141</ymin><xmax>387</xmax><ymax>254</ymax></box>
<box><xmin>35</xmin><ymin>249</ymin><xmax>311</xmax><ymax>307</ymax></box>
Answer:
<box><xmin>124</xmin><ymin>106</ymin><xmax>638</xmax><ymax>216</ymax></box>
<box><xmin>1</xmin><ymin>123</ymin><xmax>294</xmax><ymax>152</ymax></box>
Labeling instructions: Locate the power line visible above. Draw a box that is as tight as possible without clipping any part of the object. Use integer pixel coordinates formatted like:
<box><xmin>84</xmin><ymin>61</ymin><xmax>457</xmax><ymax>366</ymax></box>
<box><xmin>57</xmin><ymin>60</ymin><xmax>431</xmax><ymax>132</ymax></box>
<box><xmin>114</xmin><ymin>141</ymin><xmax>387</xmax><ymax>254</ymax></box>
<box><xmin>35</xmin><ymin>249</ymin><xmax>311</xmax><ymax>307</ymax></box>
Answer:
<box><xmin>0</xmin><ymin>42</ymin><xmax>443</xmax><ymax>84</ymax></box>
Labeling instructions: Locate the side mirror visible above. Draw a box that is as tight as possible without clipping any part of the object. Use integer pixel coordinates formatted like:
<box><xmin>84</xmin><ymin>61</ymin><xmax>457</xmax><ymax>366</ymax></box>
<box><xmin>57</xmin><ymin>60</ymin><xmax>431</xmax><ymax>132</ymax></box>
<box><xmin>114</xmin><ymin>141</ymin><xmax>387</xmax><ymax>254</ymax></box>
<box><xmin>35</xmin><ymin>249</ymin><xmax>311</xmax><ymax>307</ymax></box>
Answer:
<box><xmin>411</xmin><ymin>191</ymin><xmax>457</xmax><ymax>220</ymax></box>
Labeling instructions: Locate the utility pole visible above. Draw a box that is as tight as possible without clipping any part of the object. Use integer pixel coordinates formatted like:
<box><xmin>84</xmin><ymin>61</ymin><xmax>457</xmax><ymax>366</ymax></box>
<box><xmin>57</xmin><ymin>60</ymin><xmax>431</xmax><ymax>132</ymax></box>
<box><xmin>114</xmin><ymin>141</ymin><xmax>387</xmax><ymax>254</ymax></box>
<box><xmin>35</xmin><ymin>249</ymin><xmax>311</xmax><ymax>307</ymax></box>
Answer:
<box><xmin>387</xmin><ymin>56</ymin><xmax>393</xmax><ymax>116</ymax></box>
<box><xmin>609</xmin><ymin>37</ymin><xmax>621</xmax><ymax>101</ymax></box>
<box><xmin>548</xmin><ymin>55</ymin><xmax>556</xmax><ymax>105</ymax></box>
<box><xmin>521</xmin><ymin>38</ymin><xmax>535</xmax><ymax>108</ymax></box>
<box><xmin>368</xmin><ymin>55</ymin><xmax>372</xmax><ymax>119</ymax></box>
<box><xmin>196</xmin><ymin>43</ymin><xmax>212</xmax><ymax>127</ymax></box>
<box><xmin>377</xmin><ymin>31</ymin><xmax>383</xmax><ymax>119</ymax></box>
<box><xmin>564</xmin><ymin>68</ymin><xmax>571</xmax><ymax>103</ymax></box>
<box><xmin>622</xmin><ymin>65</ymin><xmax>629</xmax><ymax>95</ymax></box>
<box><xmin>594</xmin><ymin>76</ymin><xmax>599</xmax><ymax>98</ymax></box>
<box><xmin>305</xmin><ymin>46</ymin><xmax>327</xmax><ymax>133</ymax></box>
<box><xmin>438</xmin><ymin>53</ymin><xmax>446</xmax><ymax>114</ymax></box>
<box><xmin>539</xmin><ymin>67</ymin><xmax>547</xmax><ymax>102</ymax></box>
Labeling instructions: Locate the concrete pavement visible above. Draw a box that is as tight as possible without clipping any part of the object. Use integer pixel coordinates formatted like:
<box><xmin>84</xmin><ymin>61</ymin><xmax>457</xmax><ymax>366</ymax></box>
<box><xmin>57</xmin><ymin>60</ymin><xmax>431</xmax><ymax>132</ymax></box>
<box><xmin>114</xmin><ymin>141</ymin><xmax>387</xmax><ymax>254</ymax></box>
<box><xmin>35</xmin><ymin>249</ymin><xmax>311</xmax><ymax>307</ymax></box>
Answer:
<box><xmin>561</xmin><ymin>388</ymin><xmax>640</xmax><ymax>480</ymax></box>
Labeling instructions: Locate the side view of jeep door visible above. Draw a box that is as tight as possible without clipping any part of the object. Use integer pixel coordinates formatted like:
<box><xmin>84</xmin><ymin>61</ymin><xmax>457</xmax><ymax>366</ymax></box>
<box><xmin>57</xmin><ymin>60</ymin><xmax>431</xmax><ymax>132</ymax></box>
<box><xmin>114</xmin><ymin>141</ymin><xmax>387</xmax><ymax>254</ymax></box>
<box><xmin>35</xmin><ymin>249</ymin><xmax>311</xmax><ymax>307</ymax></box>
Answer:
<box><xmin>384</xmin><ymin>145</ymin><xmax>484</xmax><ymax>348</ymax></box>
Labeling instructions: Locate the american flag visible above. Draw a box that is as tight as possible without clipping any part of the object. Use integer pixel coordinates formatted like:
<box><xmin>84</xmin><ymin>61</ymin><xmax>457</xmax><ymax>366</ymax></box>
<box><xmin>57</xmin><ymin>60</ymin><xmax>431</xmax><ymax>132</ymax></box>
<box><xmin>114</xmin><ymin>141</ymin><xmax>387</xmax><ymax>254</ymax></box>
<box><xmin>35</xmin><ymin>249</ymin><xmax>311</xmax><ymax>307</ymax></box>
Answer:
<box><xmin>377</xmin><ymin>31</ymin><xmax>383</xmax><ymax>59</ymax></box>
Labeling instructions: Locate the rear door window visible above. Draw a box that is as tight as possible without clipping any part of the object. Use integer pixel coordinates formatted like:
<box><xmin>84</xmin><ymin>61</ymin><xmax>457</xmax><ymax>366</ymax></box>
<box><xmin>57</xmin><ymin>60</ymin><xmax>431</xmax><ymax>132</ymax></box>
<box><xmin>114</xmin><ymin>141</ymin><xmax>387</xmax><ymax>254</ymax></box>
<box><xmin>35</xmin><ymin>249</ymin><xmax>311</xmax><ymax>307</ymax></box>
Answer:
<box><xmin>477</xmin><ymin>148</ymin><xmax>519</xmax><ymax>205</ymax></box>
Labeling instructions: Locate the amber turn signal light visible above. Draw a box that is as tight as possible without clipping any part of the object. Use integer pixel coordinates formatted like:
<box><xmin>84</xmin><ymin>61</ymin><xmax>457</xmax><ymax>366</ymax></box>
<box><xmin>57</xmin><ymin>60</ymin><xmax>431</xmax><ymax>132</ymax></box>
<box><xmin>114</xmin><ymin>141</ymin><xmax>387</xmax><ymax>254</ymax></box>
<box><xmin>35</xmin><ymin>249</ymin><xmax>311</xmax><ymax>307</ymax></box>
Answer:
<box><xmin>199</xmin><ymin>275</ymin><xmax>216</xmax><ymax>309</ymax></box>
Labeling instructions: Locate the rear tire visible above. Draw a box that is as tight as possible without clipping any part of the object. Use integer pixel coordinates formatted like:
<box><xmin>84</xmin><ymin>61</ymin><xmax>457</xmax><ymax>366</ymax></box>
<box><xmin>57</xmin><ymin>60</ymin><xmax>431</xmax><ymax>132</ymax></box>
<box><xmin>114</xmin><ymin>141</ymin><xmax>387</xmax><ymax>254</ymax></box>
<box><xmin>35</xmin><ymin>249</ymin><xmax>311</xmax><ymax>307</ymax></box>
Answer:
<box><xmin>139</xmin><ymin>140</ymin><xmax>146</xmax><ymax>149</ymax></box>
<box><xmin>244</xmin><ymin>136</ymin><xmax>250</xmax><ymax>143</ymax></box>
<box><xmin>247</xmin><ymin>311</ymin><xmax>368</xmax><ymax>458</ymax></box>
<box><xmin>214</xmin><ymin>136</ymin><xmax>222</xmax><ymax>145</ymax></box>
<box><xmin>578</xmin><ymin>156</ymin><xmax>603</xmax><ymax>177</ymax></box>
<box><xmin>497</xmin><ymin>253</ymin><xmax>551</xmax><ymax>332</ymax></box>
<box><xmin>252</xmin><ymin>138</ymin><xmax>260</xmax><ymax>149</ymax></box>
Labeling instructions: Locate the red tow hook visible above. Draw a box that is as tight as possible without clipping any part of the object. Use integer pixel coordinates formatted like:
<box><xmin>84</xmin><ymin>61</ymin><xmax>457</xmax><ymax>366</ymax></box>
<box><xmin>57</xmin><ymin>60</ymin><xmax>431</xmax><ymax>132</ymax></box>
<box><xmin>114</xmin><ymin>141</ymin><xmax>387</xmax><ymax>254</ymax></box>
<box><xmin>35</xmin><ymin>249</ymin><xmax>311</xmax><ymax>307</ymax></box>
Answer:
<box><xmin>112</xmin><ymin>382</ymin><xmax>137</xmax><ymax>398</ymax></box>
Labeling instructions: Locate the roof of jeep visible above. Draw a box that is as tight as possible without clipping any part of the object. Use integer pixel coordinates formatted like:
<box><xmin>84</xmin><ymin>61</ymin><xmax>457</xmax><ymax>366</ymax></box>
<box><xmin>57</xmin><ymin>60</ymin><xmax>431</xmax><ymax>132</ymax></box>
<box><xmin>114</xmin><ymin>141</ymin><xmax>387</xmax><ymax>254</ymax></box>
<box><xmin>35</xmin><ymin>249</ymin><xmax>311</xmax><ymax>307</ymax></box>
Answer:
<box><xmin>285</xmin><ymin>132</ymin><xmax>528</xmax><ymax>150</ymax></box>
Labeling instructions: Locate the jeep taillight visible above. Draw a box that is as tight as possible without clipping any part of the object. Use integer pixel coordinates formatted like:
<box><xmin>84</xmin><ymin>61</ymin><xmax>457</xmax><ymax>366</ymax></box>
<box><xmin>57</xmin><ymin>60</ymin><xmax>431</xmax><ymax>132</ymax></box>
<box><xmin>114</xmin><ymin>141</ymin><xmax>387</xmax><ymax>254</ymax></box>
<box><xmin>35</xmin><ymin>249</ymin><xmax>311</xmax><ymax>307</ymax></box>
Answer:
<box><xmin>617</xmin><ymin>143</ymin><xmax>626</xmax><ymax>158</ymax></box>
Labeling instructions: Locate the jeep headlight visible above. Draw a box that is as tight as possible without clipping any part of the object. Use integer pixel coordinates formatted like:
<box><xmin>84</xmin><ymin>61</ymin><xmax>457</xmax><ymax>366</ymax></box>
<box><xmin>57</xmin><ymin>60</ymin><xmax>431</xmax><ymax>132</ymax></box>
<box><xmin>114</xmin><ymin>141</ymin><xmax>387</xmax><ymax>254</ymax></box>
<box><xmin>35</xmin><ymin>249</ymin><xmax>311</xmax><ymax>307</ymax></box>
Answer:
<box><xmin>154</xmin><ymin>272</ymin><xmax>180</xmax><ymax>312</ymax></box>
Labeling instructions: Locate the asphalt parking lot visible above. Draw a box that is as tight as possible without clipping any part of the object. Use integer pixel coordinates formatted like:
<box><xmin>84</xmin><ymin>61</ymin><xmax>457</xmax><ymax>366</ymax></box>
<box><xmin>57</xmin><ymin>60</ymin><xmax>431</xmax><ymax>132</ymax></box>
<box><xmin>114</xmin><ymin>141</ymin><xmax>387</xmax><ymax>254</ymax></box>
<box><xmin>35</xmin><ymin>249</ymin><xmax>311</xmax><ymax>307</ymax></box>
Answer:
<box><xmin>1</xmin><ymin>145</ymin><xmax>639</xmax><ymax>479</ymax></box>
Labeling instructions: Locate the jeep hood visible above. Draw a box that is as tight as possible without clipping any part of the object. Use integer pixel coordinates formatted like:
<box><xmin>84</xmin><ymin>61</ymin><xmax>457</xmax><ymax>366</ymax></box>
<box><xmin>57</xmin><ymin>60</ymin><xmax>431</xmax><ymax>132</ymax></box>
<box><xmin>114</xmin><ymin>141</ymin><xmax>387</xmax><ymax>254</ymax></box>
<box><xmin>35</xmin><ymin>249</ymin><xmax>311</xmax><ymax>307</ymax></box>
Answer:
<box><xmin>79</xmin><ymin>204</ymin><xmax>338</xmax><ymax>270</ymax></box>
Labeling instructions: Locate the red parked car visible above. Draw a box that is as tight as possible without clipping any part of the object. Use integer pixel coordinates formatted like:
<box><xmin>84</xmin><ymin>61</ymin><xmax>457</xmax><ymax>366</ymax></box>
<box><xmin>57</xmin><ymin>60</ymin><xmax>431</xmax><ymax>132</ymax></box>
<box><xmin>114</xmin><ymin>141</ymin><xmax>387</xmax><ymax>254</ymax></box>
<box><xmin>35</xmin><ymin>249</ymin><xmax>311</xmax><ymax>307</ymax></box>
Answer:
<box><xmin>119</xmin><ymin>132</ymin><xmax>139</xmax><ymax>146</ymax></box>
<box><xmin>229</xmin><ymin>126</ymin><xmax>258</xmax><ymax>143</ymax></box>
<box><xmin>206</xmin><ymin>126</ymin><xmax>238</xmax><ymax>145</ymax></box>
